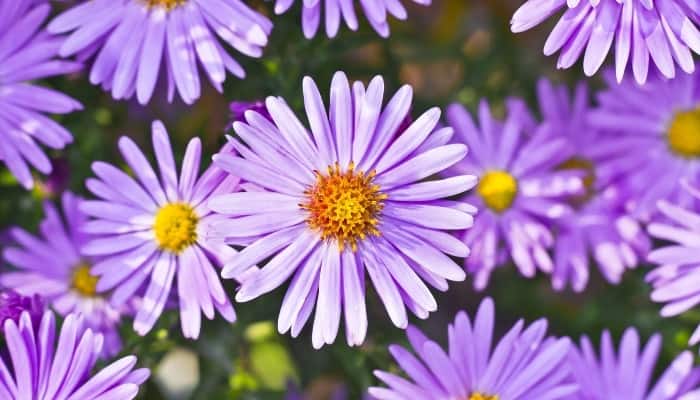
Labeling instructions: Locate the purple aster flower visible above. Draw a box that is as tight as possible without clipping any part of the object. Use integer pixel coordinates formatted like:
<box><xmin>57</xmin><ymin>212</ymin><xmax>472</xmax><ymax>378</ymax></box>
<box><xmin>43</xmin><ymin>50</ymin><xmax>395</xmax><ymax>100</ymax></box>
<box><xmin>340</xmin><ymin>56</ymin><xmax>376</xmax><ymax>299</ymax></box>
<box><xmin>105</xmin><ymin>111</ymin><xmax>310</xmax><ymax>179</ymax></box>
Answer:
<box><xmin>2</xmin><ymin>191</ymin><xmax>125</xmax><ymax>356</ymax></box>
<box><xmin>275</xmin><ymin>0</ymin><xmax>431</xmax><ymax>38</ymax></box>
<box><xmin>0</xmin><ymin>310</ymin><xmax>150</xmax><ymax>399</ymax></box>
<box><xmin>208</xmin><ymin>71</ymin><xmax>476</xmax><ymax>348</ymax></box>
<box><xmin>647</xmin><ymin>180</ymin><xmax>700</xmax><ymax>346</ymax></box>
<box><xmin>230</xmin><ymin>100</ymin><xmax>270</xmax><ymax>125</ymax></box>
<box><xmin>0</xmin><ymin>290</ymin><xmax>44</xmax><ymax>330</ymax></box>
<box><xmin>0</xmin><ymin>1</ymin><xmax>82</xmax><ymax>189</ymax></box>
<box><xmin>529</xmin><ymin>79</ymin><xmax>650</xmax><ymax>292</ymax></box>
<box><xmin>80</xmin><ymin>120</ymin><xmax>239</xmax><ymax>339</ymax></box>
<box><xmin>511</xmin><ymin>0</ymin><xmax>700</xmax><ymax>84</ymax></box>
<box><xmin>589</xmin><ymin>69</ymin><xmax>700</xmax><ymax>221</ymax></box>
<box><xmin>47</xmin><ymin>0</ymin><xmax>273</xmax><ymax>105</ymax></box>
<box><xmin>369</xmin><ymin>297</ymin><xmax>576</xmax><ymax>400</ymax></box>
<box><xmin>568</xmin><ymin>328</ymin><xmax>700</xmax><ymax>399</ymax></box>
<box><xmin>446</xmin><ymin>100</ymin><xmax>583</xmax><ymax>290</ymax></box>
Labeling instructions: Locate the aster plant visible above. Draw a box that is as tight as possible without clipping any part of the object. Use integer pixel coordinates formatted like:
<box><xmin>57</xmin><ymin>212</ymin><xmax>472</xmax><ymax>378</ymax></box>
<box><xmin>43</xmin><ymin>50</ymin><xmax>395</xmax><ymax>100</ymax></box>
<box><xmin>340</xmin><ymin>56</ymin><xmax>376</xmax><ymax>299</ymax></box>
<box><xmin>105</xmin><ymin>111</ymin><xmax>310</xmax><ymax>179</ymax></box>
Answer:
<box><xmin>446</xmin><ymin>100</ymin><xmax>582</xmax><ymax>290</ymax></box>
<box><xmin>80</xmin><ymin>120</ymin><xmax>239</xmax><ymax>339</ymax></box>
<box><xmin>529</xmin><ymin>79</ymin><xmax>650</xmax><ymax>292</ymax></box>
<box><xmin>369</xmin><ymin>297</ymin><xmax>576</xmax><ymax>400</ymax></box>
<box><xmin>511</xmin><ymin>0</ymin><xmax>700</xmax><ymax>83</ymax></box>
<box><xmin>0</xmin><ymin>290</ymin><xmax>43</xmax><ymax>329</ymax></box>
<box><xmin>647</xmin><ymin>180</ymin><xmax>700</xmax><ymax>347</ymax></box>
<box><xmin>208</xmin><ymin>71</ymin><xmax>476</xmax><ymax>348</ymax></box>
<box><xmin>589</xmin><ymin>69</ymin><xmax>700</xmax><ymax>220</ymax></box>
<box><xmin>0</xmin><ymin>0</ymin><xmax>82</xmax><ymax>189</ymax></box>
<box><xmin>568</xmin><ymin>328</ymin><xmax>700</xmax><ymax>399</ymax></box>
<box><xmin>274</xmin><ymin>0</ymin><xmax>431</xmax><ymax>38</ymax></box>
<box><xmin>0</xmin><ymin>310</ymin><xmax>150</xmax><ymax>399</ymax></box>
<box><xmin>2</xmin><ymin>191</ymin><xmax>125</xmax><ymax>356</ymax></box>
<box><xmin>47</xmin><ymin>0</ymin><xmax>273</xmax><ymax>105</ymax></box>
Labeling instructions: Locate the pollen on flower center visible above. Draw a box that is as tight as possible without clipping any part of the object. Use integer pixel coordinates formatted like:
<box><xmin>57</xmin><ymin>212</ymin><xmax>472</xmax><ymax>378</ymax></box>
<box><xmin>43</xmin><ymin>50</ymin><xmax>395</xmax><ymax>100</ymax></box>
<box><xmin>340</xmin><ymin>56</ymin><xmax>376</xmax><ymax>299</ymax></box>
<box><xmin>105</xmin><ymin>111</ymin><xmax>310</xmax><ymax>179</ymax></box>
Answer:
<box><xmin>153</xmin><ymin>203</ymin><xmax>198</xmax><ymax>254</ymax></box>
<box><xmin>301</xmin><ymin>162</ymin><xmax>386</xmax><ymax>251</ymax></box>
<box><xmin>477</xmin><ymin>170</ymin><xmax>518</xmax><ymax>213</ymax></box>
<box><xmin>667</xmin><ymin>108</ymin><xmax>700</xmax><ymax>158</ymax></box>
<box><xmin>558</xmin><ymin>156</ymin><xmax>596</xmax><ymax>206</ymax></box>
<box><xmin>468</xmin><ymin>393</ymin><xmax>499</xmax><ymax>400</ymax></box>
<box><xmin>71</xmin><ymin>264</ymin><xmax>99</xmax><ymax>297</ymax></box>
<box><xmin>143</xmin><ymin>0</ymin><xmax>186</xmax><ymax>10</ymax></box>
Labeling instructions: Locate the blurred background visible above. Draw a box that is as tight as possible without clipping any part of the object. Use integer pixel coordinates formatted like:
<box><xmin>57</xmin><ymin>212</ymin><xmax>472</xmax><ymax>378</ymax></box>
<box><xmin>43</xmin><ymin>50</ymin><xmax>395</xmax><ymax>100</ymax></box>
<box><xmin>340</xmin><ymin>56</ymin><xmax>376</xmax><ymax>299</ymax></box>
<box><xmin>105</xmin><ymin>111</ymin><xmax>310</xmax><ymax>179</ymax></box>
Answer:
<box><xmin>1</xmin><ymin>0</ymin><xmax>698</xmax><ymax>398</ymax></box>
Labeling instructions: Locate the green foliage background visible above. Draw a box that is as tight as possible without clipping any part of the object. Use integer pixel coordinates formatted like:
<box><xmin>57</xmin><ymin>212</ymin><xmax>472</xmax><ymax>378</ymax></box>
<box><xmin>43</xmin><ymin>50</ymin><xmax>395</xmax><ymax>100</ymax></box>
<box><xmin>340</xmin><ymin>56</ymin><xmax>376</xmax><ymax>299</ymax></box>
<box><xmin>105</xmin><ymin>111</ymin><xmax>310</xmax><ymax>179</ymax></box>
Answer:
<box><xmin>1</xmin><ymin>0</ymin><xmax>699</xmax><ymax>398</ymax></box>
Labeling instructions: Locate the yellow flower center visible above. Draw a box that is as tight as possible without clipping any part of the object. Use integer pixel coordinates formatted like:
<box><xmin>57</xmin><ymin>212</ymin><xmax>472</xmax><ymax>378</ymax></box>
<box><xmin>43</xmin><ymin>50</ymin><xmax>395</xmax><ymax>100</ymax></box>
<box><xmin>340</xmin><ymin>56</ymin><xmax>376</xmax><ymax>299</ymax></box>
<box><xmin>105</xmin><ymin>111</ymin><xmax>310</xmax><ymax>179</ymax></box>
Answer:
<box><xmin>71</xmin><ymin>264</ymin><xmax>99</xmax><ymax>297</ymax></box>
<box><xmin>469</xmin><ymin>393</ymin><xmax>499</xmax><ymax>400</ymax></box>
<box><xmin>143</xmin><ymin>0</ymin><xmax>186</xmax><ymax>9</ymax></box>
<box><xmin>153</xmin><ymin>203</ymin><xmax>198</xmax><ymax>254</ymax></box>
<box><xmin>301</xmin><ymin>162</ymin><xmax>386</xmax><ymax>252</ymax></box>
<box><xmin>477</xmin><ymin>170</ymin><xmax>518</xmax><ymax>213</ymax></box>
<box><xmin>557</xmin><ymin>156</ymin><xmax>596</xmax><ymax>206</ymax></box>
<box><xmin>667</xmin><ymin>108</ymin><xmax>700</xmax><ymax>158</ymax></box>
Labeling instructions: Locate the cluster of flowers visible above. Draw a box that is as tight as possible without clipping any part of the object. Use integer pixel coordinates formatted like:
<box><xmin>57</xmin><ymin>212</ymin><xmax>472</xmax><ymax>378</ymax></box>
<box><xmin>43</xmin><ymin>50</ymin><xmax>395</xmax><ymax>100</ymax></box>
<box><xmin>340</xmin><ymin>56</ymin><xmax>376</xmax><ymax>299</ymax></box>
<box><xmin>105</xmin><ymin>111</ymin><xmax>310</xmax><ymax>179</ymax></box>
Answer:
<box><xmin>1</xmin><ymin>0</ymin><xmax>700</xmax><ymax>398</ymax></box>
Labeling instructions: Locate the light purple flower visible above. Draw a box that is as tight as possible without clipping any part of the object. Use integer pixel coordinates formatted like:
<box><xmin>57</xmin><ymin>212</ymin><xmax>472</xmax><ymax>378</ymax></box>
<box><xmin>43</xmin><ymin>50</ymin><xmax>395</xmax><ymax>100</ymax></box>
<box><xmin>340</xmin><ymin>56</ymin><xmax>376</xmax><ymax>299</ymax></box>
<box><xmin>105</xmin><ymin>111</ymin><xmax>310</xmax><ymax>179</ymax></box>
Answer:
<box><xmin>511</xmin><ymin>0</ymin><xmax>700</xmax><ymax>84</ymax></box>
<box><xmin>48</xmin><ymin>0</ymin><xmax>273</xmax><ymax>105</ymax></box>
<box><xmin>588</xmin><ymin>69</ymin><xmax>700</xmax><ymax>221</ymax></box>
<box><xmin>568</xmin><ymin>328</ymin><xmax>700</xmax><ymax>399</ymax></box>
<box><xmin>0</xmin><ymin>310</ymin><xmax>150</xmax><ymax>400</ymax></box>
<box><xmin>208</xmin><ymin>71</ymin><xmax>476</xmax><ymax>348</ymax></box>
<box><xmin>647</xmin><ymin>181</ymin><xmax>700</xmax><ymax>346</ymax></box>
<box><xmin>0</xmin><ymin>1</ymin><xmax>82</xmax><ymax>189</ymax></box>
<box><xmin>529</xmin><ymin>79</ymin><xmax>650</xmax><ymax>292</ymax></box>
<box><xmin>0</xmin><ymin>290</ymin><xmax>44</xmax><ymax>330</ymax></box>
<box><xmin>2</xmin><ymin>191</ymin><xmax>125</xmax><ymax>356</ymax></box>
<box><xmin>446</xmin><ymin>100</ymin><xmax>583</xmax><ymax>290</ymax></box>
<box><xmin>80</xmin><ymin>120</ymin><xmax>239</xmax><ymax>339</ymax></box>
<box><xmin>369</xmin><ymin>297</ymin><xmax>576</xmax><ymax>400</ymax></box>
<box><xmin>230</xmin><ymin>100</ymin><xmax>269</xmax><ymax>125</ymax></box>
<box><xmin>275</xmin><ymin>0</ymin><xmax>431</xmax><ymax>38</ymax></box>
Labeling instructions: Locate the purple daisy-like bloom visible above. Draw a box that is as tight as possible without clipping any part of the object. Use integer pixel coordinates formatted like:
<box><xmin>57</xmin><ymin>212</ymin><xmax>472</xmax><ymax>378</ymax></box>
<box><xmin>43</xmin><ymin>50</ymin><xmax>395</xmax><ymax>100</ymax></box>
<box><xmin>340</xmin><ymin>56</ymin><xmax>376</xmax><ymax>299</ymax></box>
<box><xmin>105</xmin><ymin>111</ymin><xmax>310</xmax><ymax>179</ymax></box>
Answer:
<box><xmin>529</xmin><ymin>79</ymin><xmax>650</xmax><ymax>292</ymax></box>
<box><xmin>0</xmin><ymin>1</ymin><xmax>82</xmax><ymax>189</ymax></box>
<box><xmin>568</xmin><ymin>328</ymin><xmax>700</xmax><ymax>399</ymax></box>
<box><xmin>589</xmin><ymin>69</ymin><xmax>700</xmax><ymax>221</ymax></box>
<box><xmin>80</xmin><ymin>120</ymin><xmax>239</xmax><ymax>339</ymax></box>
<box><xmin>446</xmin><ymin>100</ymin><xmax>583</xmax><ymax>290</ymax></box>
<box><xmin>0</xmin><ymin>290</ymin><xmax>44</xmax><ymax>330</ymax></box>
<box><xmin>647</xmin><ymin>181</ymin><xmax>700</xmax><ymax>346</ymax></box>
<box><xmin>47</xmin><ymin>0</ymin><xmax>272</xmax><ymax>105</ymax></box>
<box><xmin>275</xmin><ymin>0</ymin><xmax>431</xmax><ymax>38</ymax></box>
<box><xmin>0</xmin><ymin>310</ymin><xmax>150</xmax><ymax>399</ymax></box>
<box><xmin>511</xmin><ymin>0</ymin><xmax>700</xmax><ymax>84</ymax></box>
<box><xmin>369</xmin><ymin>297</ymin><xmax>576</xmax><ymax>400</ymax></box>
<box><xmin>230</xmin><ymin>100</ymin><xmax>269</xmax><ymax>125</ymax></box>
<box><xmin>208</xmin><ymin>71</ymin><xmax>476</xmax><ymax>348</ymax></box>
<box><xmin>2</xmin><ymin>191</ymin><xmax>125</xmax><ymax>356</ymax></box>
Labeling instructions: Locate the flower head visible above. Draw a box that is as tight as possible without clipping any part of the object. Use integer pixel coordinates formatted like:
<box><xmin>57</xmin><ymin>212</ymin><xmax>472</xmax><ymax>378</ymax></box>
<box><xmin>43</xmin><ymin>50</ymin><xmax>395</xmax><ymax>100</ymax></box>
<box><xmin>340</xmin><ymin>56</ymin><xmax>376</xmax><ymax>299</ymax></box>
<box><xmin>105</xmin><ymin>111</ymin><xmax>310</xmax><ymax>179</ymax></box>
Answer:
<box><xmin>48</xmin><ymin>0</ymin><xmax>273</xmax><ymax>105</ymax></box>
<box><xmin>209</xmin><ymin>71</ymin><xmax>476</xmax><ymax>348</ymax></box>
<box><xmin>80</xmin><ymin>120</ymin><xmax>239</xmax><ymax>339</ymax></box>
<box><xmin>0</xmin><ymin>1</ymin><xmax>82</xmax><ymax>189</ymax></box>
<box><xmin>446</xmin><ymin>99</ymin><xmax>583</xmax><ymax>289</ymax></box>
<box><xmin>511</xmin><ymin>0</ymin><xmax>700</xmax><ymax>84</ymax></box>
<box><xmin>589</xmin><ymin>69</ymin><xmax>700</xmax><ymax>221</ymax></box>
<box><xmin>369</xmin><ymin>297</ymin><xmax>576</xmax><ymax>400</ymax></box>
<box><xmin>647</xmin><ymin>181</ymin><xmax>700</xmax><ymax>346</ymax></box>
<box><xmin>568</xmin><ymin>328</ymin><xmax>700</xmax><ymax>399</ymax></box>
<box><xmin>0</xmin><ymin>310</ymin><xmax>149</xmax><ymax>400</ymax></box>
<box><xmin>530</xmin><ymin>79</ymin><xmax>650</xmax><ymax>292</ymax></box>
<box><xmin>275</xmin><ymin>0</ymin><xmax>431</xmax><ymax>38</ymax></box>
<box><xmin>2</xmin><ymin>191</ymin><xmax>126</xmax><ymax>356</ymax></box>
<box><xmin>0</xmin><ymin>290</ymin><xmax>43</xmax><ymax>329</ymax></box>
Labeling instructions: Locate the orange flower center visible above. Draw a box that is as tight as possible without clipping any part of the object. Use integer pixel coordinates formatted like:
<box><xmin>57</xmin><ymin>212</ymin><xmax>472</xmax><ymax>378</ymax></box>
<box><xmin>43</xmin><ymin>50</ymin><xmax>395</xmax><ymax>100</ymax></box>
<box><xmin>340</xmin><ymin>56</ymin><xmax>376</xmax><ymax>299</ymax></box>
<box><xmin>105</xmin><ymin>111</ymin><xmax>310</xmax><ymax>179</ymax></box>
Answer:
<box><xmin>301</xmin><ymin>163</ymin><xmax>386</xmax><ymax>251</ymax></box>
<box><xmin>144</xmin><ymin>0</ymin><xmax>186</xmax><ymax>10</ymax></box>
